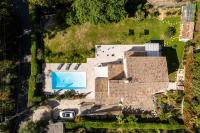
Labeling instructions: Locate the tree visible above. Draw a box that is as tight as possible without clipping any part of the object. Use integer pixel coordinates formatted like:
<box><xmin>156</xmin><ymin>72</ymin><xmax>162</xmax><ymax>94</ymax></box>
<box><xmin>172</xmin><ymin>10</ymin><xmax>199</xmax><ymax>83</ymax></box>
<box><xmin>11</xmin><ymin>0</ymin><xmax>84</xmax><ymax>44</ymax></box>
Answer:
<box><xmin>29</xmin><ymin>0</ymin><xmax>71</xmax><ymax>7</ymax></box>
<box><xmin>66</xmin><ymin>0</ymin><xmax>127</xmax><ymax>25</ymax></box>
<box><xmin>165</xmin><ymin>26</ymin><xmax>176</xmax><ymax>38</ymax></box>
<box><xmin>19</xmin><ymin>121</ymin><xmax>45</xmax><ymax>133</ymax></box>
<box><xmin>135</xmin><ymin>4</ymin><xmax>145</xmax><ymax>21</ymax></box>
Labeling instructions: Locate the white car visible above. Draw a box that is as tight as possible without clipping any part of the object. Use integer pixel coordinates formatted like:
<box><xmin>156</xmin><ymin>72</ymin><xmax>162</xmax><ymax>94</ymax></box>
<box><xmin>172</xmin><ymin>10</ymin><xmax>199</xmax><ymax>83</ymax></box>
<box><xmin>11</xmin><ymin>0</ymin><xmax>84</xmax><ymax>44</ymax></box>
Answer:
<box><xmin>59</xmin><ymin>110</ymin><xmax>75</xmax><ymax>120</ymax></box>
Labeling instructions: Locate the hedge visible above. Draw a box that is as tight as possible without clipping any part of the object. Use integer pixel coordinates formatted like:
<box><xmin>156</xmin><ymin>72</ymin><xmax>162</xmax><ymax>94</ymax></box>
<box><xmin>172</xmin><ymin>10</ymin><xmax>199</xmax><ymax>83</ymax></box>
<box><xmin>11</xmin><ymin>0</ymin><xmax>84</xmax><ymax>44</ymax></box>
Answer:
<box><xmin>65</xmin><ymin>121</ymin><xmax>184</xmax><ymax>130</ymax></box>
<box><xmin>28</xmin><ymin>35</ymin><xmax>39</xmax><ymax>106</ymax></box>
<box><xmin>28</xmin><ymin>76</ymin><xmax>36</xmax><ymax>106</ymax></box>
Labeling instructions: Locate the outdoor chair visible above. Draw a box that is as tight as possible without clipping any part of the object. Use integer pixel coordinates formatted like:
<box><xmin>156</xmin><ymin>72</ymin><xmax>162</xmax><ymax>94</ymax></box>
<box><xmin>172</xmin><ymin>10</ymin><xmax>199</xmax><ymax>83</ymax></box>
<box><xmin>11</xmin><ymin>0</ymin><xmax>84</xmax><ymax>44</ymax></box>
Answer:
<box><xmin>57</xmin><ymin>63</ymin><xmax>64</xmax><ymax>70</ymax></box>
<box><xmin>74</xmin><ymin>63</ymin><xmax>81</xmax><ymax>70</ymax></box>
<box><xmin>65</xmin><ymin>63</ymin><xmax>71</xmax><ymax>70</ymax></box>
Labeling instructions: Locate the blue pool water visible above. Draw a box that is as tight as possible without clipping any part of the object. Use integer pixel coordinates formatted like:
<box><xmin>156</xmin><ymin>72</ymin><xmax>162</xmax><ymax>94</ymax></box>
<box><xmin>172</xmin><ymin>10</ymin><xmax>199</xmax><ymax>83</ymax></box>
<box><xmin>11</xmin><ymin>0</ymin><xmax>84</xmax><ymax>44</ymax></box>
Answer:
<box><xmin>51</xmin><ymin>72</ymin><xmax>86</xmax><ymax>90</ymax></box>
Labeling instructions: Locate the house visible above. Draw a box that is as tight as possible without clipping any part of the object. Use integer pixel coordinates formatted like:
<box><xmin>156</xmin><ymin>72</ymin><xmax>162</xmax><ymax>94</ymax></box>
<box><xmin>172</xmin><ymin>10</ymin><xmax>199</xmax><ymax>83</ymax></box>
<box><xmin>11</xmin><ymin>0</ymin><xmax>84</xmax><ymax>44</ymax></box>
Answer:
<box><xmin>179</xmin><ymin>3</ymin><xmax>195</xmax><ymax>42</ymax></box>
<box><xmin>95</xmin><ymin>43</ymin><xmax>169</xmax><ymax>111</ymax></box>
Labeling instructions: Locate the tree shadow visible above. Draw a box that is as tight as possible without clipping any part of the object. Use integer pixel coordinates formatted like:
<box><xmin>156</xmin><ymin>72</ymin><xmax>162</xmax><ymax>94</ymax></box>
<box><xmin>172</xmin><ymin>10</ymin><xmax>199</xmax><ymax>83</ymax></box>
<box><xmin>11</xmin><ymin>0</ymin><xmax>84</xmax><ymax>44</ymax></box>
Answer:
<box><xmin>42</xmin><ymin>100</ymin><xmax>60</xmax><ymax>109</ymax></box>
<box><xmin>162</xmin><ymin>46</ymin><xmax>179</xmax><ymax>74</ymax></box>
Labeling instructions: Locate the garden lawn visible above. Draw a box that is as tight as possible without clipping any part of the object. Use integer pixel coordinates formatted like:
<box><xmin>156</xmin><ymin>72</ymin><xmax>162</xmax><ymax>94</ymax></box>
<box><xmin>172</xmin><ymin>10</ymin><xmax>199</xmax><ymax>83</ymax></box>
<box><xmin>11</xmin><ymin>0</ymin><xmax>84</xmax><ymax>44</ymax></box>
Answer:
<box><xmin>44</xmin><ymin>17</ymin><xmax>185</xmax><ymax>81</ymax></box>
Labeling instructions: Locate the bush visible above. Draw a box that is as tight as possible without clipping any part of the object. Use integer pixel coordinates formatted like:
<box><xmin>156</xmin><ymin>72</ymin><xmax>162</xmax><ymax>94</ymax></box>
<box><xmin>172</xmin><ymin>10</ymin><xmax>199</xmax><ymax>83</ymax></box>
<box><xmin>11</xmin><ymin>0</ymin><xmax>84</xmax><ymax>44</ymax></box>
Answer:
<box><xmin>165</xmin><ymin>26</ymin><xmax>176</xmax><ymax>38</ymax></box>
<box><xmin>144</xmin><ymin>29</ymin><xmax>149</xmax><ymax>35</ymax></box>
<box><xmin>125</xmin><ymin>115</ymin><xmax>138</xmax><ymax>124</ymax></box>
<box><xmin>37</xmin><ymin>48</ymin><xmax>44</xmax><ymax>61</ymax></box>
<box><xmin>129</xmin><ymin>29</ymin><xmax>135</xmax><ymax>35</ymax></box>
<box><xmin>19</xmin><ymin>120</ymin><xmax>45</xmax><ymax>133</ymax></box>
<box><xmin>56</xmin><ymin>90</ymin><xmax>86</xmax><ymax>100</ymax></box>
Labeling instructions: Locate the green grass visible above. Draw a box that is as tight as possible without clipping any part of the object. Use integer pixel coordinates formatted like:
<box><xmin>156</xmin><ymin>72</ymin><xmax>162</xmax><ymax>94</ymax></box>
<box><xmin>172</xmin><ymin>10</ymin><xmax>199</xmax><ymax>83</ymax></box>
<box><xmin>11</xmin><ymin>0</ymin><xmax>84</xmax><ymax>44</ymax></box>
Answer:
<box><xmin>45</xmin><ymin>17</ymin><xmax>181</xmax><ymax>54</ymax></box>
<box><xmin>65</xmin><ymin>121</ymin><xmax>184</xmax><ymax>130</ymax></box>
<box><xmin>44</xmin><ymin>16</ymin><xmax>185</xmax><ymax>80</ymax></box>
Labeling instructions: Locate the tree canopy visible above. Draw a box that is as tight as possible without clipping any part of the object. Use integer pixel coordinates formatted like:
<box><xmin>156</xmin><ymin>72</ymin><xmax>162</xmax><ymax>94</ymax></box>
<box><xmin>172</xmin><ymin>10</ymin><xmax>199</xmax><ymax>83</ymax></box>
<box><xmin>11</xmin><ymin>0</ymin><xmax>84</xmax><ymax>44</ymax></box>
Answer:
<box><xmin>19</xmin><ymin>121</ymin><xmax>45</xmax><ymax>133</ymax></box>
<box><xmin>66</xmin><ymin>0</ymin><xmax>127</xmax><ymax>25</ymax></box>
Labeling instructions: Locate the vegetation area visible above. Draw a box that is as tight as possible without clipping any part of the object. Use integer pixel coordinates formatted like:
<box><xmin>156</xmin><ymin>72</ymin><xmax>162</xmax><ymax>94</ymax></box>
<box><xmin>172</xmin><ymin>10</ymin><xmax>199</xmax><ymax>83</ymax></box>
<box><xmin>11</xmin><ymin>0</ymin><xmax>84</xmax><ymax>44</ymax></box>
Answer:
<box><xmin>45</xmin><ymin>16</ymin><xmax>184</xmax><ymax>81</ymax></box>
<box><xmin>181</xmin><ymin>2</ymin><xmax>200</xmax><ymax>132</ymax></box>
<box><xmin>0</xmin><ymin>0</ymin><xmax>19</xmax><ymax>132</ymax></box>
<box><xmin>19</xmin><ymin>120</ymin><xmax>46</xmax><ymax>133</ymax></box>
<box><xmin>28</xmin><ymin>8</ymin><xmax>45</xmax><ymax>106</ymax></box>
<box><xmin>155</xmin><ymin>90</ymin><xmax>184</xmax><ymax>124</ymax></box>
<box><xmin>66</xmin><ymin>121</ymin><xmax>184</xmax><ymax>130</ymax></box>
<box><xmin>45</xmin><ymin>17</ymin><xmax>183</xmax><ymax>60</ymax></box>
<box><xmin>65</xmin><ymin>115</ymin><xmax>184</xmax><ymax>131</ymax></box>
<box><xmin>55</xmin><ymin>90</ymin><xmax>87</xmax><ymax>101</ymax></box>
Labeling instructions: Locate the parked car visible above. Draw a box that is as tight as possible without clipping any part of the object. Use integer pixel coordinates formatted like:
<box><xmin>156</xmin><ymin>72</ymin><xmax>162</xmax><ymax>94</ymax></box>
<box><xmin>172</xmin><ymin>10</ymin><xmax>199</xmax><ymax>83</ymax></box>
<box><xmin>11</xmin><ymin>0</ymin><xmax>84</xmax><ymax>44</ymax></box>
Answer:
<box><xmin>57</xmin><ymin>63</ymin><xmax>64</xmax><ymax>70</ymax></box>
<box><xmin>59</xmin><ymin>110</ymin><xmax>75</xmax><ymax>120</ymax></box>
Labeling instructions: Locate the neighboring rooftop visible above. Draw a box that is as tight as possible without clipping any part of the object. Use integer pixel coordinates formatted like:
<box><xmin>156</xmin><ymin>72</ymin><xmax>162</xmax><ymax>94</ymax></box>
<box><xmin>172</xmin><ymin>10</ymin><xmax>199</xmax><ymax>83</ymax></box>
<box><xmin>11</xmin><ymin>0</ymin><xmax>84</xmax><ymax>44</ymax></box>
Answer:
<box><xmin>47</xmin><ymin>122</ymin><xmax>64</xmax><ymax>133</ymax></box>
<box><xmin>179</xmin><ymin>3</ymin><xmax>195</xmax><ymax>42</ymax></box>
<box><xmin>147</xmin><ymin>0</ymin><xmax>186</xmax><ymax>7</ymax></box>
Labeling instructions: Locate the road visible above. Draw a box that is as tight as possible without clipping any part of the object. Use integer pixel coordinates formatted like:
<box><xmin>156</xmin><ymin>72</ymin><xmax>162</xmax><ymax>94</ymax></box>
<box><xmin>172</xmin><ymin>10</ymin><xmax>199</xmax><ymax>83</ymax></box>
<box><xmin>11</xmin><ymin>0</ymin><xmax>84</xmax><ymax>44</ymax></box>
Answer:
<box><xmin>11</xmin><ymin>0</ymin><xmax>31</xmax><ymax>132</ymax></box>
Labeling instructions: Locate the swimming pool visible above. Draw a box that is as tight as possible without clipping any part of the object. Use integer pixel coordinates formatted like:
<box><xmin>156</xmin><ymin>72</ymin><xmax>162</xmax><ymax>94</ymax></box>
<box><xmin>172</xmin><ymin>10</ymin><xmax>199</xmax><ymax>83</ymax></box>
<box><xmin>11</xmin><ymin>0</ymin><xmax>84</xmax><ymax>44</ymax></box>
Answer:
<box><xmin>51</xmin><ymin>72</ymin><xmax>86</xmax><ymax>90</ymax></box>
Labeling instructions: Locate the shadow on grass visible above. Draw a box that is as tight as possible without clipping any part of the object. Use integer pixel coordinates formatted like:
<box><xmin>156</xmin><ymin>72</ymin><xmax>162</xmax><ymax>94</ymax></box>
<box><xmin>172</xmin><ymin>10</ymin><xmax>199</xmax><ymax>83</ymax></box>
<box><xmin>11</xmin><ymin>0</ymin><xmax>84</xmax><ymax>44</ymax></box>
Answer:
<box><xmin>162</xmin><ymin>47</ymin><xmax>179</xmax><ymax>74</ymax></box>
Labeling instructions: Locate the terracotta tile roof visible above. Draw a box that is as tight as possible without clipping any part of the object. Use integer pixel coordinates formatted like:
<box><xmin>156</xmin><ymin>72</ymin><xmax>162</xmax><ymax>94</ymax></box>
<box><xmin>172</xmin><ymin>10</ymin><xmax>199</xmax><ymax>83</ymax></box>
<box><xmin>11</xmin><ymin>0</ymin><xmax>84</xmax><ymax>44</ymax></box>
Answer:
<box><xmin>179</xmin><ymin>22</ymin><xmax>194</xmax><ymax>41</ymax></box>
<box><xmin>95</xmin><ymin>77</ymin><xmax>109</xmax><ymax>104</ymax></box>
<box><xmin>107</xmin><ymin>81</ymin><xmax>168</xmax><ymax>110</ymax></box>
<box><xmin>126</xmin><ymin>57</ymin><xmax>169</xmax><ymax>83</ymax></box>
<box><xmin>95</xmin><ymin>55</ymin><xmax>169</xmax><ymax>111</ymax></box>
<box><xmin>108</xmin><ymin>64</ymin><xmax>125</xmax><ymax>80</ymax></box>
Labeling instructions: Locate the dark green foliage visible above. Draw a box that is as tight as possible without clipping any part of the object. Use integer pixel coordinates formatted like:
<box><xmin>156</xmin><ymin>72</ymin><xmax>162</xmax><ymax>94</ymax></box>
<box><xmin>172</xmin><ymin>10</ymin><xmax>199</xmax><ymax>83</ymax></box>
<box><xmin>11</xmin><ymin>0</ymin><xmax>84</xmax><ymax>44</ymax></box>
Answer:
<box><xmin>165</xmin><ymin>26</ymin><xmax>176</xmax><ymax>38</ymax></box>
<box><xmin>155</xmin><ymin>90</ymin><xmax>184</xmax><ymax>123</ymax></box>
<box><xmin>37</xmin><ymin>48</ymin><xmax>44</xmax><ymax>61</ymax></box>
<box><xmin>66</xmin><ymin>0</ymin><xmax>127</xmax><ymax>25</ymax></box>
<box><xmin>144</xmin><ymin>29</ymin><xmax>149</xmax><ymax>35</ymax></box>
<box><xmin>19</xmin><ymin>120</ymin><xmax>46</xmax><ymax>133</ymax></box>
<box><xmin>56</xmin><ymin>90</ymin><xmax>86</xmax><ymax>100</ymax></box>
<box><xmin>135</xmin><ymin>5</ymin><xmax>145</xmax><ymax>21</ymax></box>
<box><xmin>28</xmin><ymin>35</ymin><xmax>44</xmax><ymax>106</ymax></box>
<box><xmin>129</xmin><ymin>29</ymin><xmax>134</xmax><ymax>35</ymax></box>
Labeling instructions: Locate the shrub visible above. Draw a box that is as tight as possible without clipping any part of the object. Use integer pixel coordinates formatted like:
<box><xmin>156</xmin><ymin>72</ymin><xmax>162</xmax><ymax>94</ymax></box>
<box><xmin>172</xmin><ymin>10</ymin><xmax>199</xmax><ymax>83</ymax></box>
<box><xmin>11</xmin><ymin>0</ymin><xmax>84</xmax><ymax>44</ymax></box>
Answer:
<box><xmin>75</xmin><ymin>116</ymin><xmax>84</xmax><ymax>123</ymax></box>
<box><xmin>126</xmin><ymin>115</ymin><xmax>138</xmax><ymax>124</ymax></box>
<box><xmin>19</xmin><ymin>120</ymin><xmax>45</xmax><ymax>133</ymax></box>
<box><xmin>129</xmin><ymin>29</ymin><xmax>135</xmax><ymax>35</ymax></box>
<box><xmin>56</xmin><ymin>90</ymin><xmax>86</xmax><ymax>100</ymax></box>
<box><xmin>144</xmin><ymin>29</ymin><xmax>149</xmax><ymax>35</ymax></box>
<box><xmin>37</xmin><ymin>48</ymin><xmax>44</xmax><ymax>61</ymax></box>
<box><xmin>165</xmin><ymin>26</ymin><xmax>176</xmax><ymax>38</ymax></box>
<box><xmin>135</xmin><ymin>9</ymin><xmax>145</xmax><ymax>21</ymax></box>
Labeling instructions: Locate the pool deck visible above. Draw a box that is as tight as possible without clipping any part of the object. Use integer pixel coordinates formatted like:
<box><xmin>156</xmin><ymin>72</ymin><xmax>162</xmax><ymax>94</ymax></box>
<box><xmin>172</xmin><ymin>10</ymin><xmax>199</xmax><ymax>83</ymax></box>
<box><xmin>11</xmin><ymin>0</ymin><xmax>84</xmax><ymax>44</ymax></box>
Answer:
<box><xmin>44</xmin><ymin>44</ymin><xmax>143</xmax><ymax>99</ymax></box>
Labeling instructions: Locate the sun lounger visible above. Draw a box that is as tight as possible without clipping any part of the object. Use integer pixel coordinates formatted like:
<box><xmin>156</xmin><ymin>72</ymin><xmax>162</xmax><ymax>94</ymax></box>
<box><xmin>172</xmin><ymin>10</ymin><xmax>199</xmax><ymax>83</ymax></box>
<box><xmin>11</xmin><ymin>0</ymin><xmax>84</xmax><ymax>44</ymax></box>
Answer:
<box><xmin>74</xmin><ymin>63</ymin><xmax>81</xmax><ymax>70</ymax></box>
<box><xmin>57</xmin><ymin>63</ymin><xmax>64</xmax><ymax>70</ymax></box>
<box><xmin>65</xmin><ymin>63</ymin><xmax>71</xmax><ymax>70</ymax></box>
